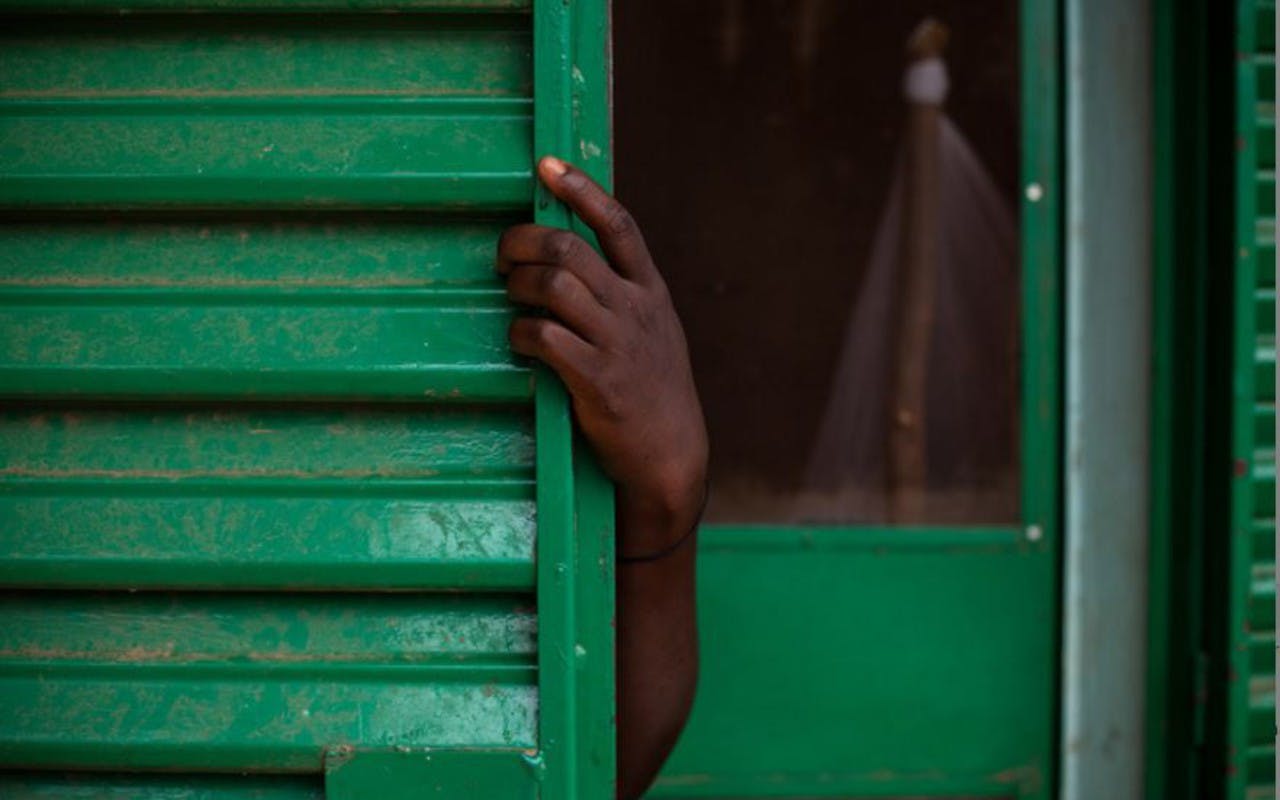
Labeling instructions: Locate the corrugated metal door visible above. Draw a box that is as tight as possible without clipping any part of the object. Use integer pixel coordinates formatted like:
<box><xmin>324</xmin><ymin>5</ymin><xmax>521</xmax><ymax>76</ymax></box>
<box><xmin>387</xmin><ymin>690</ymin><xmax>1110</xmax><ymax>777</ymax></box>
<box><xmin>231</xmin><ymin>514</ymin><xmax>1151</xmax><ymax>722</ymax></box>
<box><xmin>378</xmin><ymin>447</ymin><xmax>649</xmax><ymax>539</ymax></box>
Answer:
<box><xmin>1227</xmin><ymin>0</ymin><xmax>1276</xmax><ymax>796</ymax></box>
<box><xmin>0</xmin><ymin>1</ymin><xmax>615</xmax><ymax>797</ymax></box>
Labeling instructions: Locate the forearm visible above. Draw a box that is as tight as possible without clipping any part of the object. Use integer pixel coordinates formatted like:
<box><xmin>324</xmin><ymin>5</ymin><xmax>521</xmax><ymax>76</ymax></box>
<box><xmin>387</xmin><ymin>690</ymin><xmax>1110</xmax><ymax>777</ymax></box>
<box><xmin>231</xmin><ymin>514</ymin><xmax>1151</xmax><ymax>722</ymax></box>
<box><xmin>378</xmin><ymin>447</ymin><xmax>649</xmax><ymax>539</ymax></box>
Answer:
<box><xmin>495</xmin><ymin>156</ymin><xmax>706</xmax><ymax>800</ymax></box>
<box><xmin>615</xmin><ymin>495</ymin><xmax>701</xmax><ymax>800</ymax></box>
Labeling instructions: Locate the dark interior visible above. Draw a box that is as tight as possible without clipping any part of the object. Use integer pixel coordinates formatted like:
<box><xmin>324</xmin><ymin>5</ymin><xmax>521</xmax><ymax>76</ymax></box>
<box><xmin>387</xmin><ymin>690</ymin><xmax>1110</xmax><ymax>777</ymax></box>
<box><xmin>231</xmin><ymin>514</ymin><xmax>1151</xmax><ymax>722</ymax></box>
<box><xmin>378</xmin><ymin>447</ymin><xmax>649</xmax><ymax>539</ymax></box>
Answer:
<box><xmin>614</xmin><ymin>1</ymin><xmax>1021</xmax><ymax>524</ymax></box>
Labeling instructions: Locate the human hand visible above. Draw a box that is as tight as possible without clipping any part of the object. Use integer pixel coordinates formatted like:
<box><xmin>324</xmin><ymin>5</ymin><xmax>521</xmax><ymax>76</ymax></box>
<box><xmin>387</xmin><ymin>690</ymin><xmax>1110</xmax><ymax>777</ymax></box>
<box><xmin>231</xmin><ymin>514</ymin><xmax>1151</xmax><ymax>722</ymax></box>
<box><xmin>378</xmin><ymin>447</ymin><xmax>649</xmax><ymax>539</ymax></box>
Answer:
<box><xmin>497</xmin><ymin>157</ymin><xmax>708</xmax><ymax>550</ymax></box>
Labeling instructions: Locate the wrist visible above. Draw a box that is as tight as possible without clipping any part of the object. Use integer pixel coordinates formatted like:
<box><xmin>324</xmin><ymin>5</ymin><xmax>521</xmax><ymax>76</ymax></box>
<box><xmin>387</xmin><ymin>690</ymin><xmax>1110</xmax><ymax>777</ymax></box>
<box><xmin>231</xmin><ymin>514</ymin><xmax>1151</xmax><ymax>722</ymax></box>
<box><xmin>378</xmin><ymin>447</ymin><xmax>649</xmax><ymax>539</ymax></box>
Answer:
<box><xmin>615</xmin><ymin>465</ymin><xmax>708</xmax><ymax>555</ymax></box>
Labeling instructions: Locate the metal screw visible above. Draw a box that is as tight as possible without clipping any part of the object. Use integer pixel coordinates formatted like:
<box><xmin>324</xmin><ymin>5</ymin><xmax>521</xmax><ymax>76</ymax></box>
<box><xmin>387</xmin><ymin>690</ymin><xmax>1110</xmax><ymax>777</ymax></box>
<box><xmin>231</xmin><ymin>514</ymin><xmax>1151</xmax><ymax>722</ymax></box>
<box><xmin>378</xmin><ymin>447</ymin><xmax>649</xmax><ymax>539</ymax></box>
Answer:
<box><xmin>1025</xmin><ymin>182</ymin><xmax>1044</xmax><ymax>203</ymax></box>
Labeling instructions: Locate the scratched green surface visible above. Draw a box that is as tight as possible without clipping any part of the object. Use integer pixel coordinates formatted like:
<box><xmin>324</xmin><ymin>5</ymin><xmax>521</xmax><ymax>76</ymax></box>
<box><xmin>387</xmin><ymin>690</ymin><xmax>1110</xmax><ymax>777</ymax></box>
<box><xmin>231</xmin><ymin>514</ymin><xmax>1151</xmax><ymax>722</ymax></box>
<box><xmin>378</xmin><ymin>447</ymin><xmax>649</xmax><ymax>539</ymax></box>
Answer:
<box><xmin>0</xmin><ymin>219</ymin><xmax>533</xmax><ymax>399</ymax></box>
<box><xmin>0</xmin><ymin>406</ymin><xmax>537</xmax><ymax>589</ymax></box>
<box><xmin>0</xmin><ymin>15</ymin><xmax>531</xmax><ymax>97</ymax></box>
<box><xmin>0</xmin><ymin>0</ymin><xmax>615</xmax><ymax>796</ymax></box>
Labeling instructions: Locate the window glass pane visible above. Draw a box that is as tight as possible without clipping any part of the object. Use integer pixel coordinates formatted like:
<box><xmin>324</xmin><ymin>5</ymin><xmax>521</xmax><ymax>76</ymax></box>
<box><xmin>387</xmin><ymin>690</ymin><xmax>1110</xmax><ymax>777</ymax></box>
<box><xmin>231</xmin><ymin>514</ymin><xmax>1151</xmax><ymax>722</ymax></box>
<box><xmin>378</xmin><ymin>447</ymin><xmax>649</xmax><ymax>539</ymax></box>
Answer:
<box><xmin>616</xmin><ymin>1</ymin><xmax>1021</xmax><ymax>525</ymax></box>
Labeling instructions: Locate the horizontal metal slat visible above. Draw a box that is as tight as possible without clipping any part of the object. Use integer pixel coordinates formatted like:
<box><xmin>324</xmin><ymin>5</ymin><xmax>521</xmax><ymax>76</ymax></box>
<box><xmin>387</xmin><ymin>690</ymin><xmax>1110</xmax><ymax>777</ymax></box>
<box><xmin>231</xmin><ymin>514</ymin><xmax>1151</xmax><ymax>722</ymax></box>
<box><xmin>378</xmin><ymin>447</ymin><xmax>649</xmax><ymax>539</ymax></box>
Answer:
<box><xmin>0</xmin><ymin>773</ymin><xmax>323</xmax><ymax>800</ymax></box>
<box><xmin>0</xmin><ymin>218</ymin><xmax>516</xmax><ymax>289</ymax></box>
<box><xmin>1249</xmin><ymin>561</ymin><xmax>1276</xmax><ymax>630</ymax></box>
<box><xmin>0</xmin><ymin>100</ymin><xmax>532</xmax><ymax>210</ymax></box>
<box><xmin>1258</xmin><ymin>55</ymin><xmax>1276</xmax><ymax>103</ymax></box>
<box><xmin>1258</xmin><ymin>288</ymin><xmax>1276</xmax><ymax>336</ymax></box>
<box><xmin>1259</xmin><ymin>188</ymin><xmax>1276</xmax><ymax>230</ymax></box>
<box><xmin>1259</xmin><ymin>108</ymin><xmax>1275</xmax><ymax>170</ymax></box>
<box><xmin>1247</xmin><ymin>743</ymin><xmax>1276</xmax><ymax>795</ymax></box>
<box><xmin>1254</xmin><ymin>469</ymin><xmax>1276</xmax><ymax>520</ymax></box>
<box><xmin>0</xmin><ymin>219</ymin><xmax>532</xmax><ymax>401</ymax></box>
<box><xmin>0</xmin><ymin>406</ymin><xmax>536</xmax><ymax>589</ymax></box>
<box><xmin>1261</xmin><ymin>1</ymin><xmax>1276</xmax><ymax>51</ymax></box>
<box><xmin>0</xmin><ymin>404</ymin><xmax>532</xmax><ymax>475</ymax></box>
<box><xmin>0</xmin><ymin>15</ymin><xmax>530</xmax><ymax>100</ymax></box>
<box><xmin>1256</xmin><ymin>402</ymin><xmax>1276</xmax><ymax>449</ymax></box>
<box><xmin>1249</xmin><ymin>676</ymin><xmax>1276</xmax><ymax>742</ymax></box>
<box><xmin>0</xmin><ymin>674</ymin><xmax>537</xmax><ymax>771</ymax></box>
<box><xmin>1259</xmin><ymin>169</ymin><xmax>1276</xmax><ymax>217</ymax></box>
<box><xmin>0</xmin><ymin>592</ymin><xmax>534</xmax><ymax>662</ymax></box>
<box><xmin>0</xmin><ymin>493</ymin><xmax>535</xmax><ymax>588</ymax></box>
<box><xmin>1255</xmin><ymin>446</ymin><xmax>1277</xmax><ymax>473</ymax></box>
<box><xmin>1254</xmin><ymin>444</ymin><xmax>1277</xmax><ymax>520</ymax></box>
<box><xmin>1255</xmin><ymin>518</ymin><xmax>1277</xmax><ymax>561</ymax></box>
<box><xmin>1257</xmin><ymin>336</ymin><xmax>1275</xmax><ymax>403</ymax></box>
<box><xmin>1258</xmin><ymin>219</ymin><xmax>1275</xmax><ymax>287</ymax></box>
<box><xmin>1248</xmin><ymin>783</ymin><xmax>1277</xmax><ymax>799</ymax></box>
<box><xmin>0</xmin><ymin>299</ymin><xmax>528</xmax><ymax>401</ymax></box>
<box><xmin>1249</xmin><ymin>630</ymin><xmax>1275</xmax><ymax>675</ymax></box>
<box><xmin>324</xmin><ymin>750</ymin><xmax>538</xmax><ymax>799</ymax></box>
<box><xmin>0</xmin><ymin>0</ymin><xmax>529</xmax><ymax>10</ymax></box>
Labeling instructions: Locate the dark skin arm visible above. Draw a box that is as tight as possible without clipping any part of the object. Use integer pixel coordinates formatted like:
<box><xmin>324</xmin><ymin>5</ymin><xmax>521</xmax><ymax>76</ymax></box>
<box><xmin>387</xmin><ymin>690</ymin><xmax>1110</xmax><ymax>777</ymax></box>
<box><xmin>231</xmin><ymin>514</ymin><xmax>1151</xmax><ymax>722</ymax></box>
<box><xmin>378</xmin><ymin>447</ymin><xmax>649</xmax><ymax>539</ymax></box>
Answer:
<box><xmin>497</xmin><ymin>156</ymin><xmax>707</xmax><ymax>800</ymax></box>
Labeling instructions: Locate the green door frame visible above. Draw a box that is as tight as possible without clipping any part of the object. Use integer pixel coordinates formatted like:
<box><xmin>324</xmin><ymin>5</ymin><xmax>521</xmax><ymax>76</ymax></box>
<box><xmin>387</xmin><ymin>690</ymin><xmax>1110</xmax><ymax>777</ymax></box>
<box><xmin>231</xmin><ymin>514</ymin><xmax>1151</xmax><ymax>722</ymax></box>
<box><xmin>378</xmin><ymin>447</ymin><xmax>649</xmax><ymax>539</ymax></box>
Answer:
<box><xmin>649</xmin><ymin>0</ymin><xmax>1062</xmax><ymax>796</ymax></box>
<box><xmin>532</xmin><ymin>1</ymin><xmax>617</xmax><ymax>796</ymax></box>
<box><xmin>688</xmin><ymin>0</ymin><xmax>1061</xmax><ymax>586</ymax></box>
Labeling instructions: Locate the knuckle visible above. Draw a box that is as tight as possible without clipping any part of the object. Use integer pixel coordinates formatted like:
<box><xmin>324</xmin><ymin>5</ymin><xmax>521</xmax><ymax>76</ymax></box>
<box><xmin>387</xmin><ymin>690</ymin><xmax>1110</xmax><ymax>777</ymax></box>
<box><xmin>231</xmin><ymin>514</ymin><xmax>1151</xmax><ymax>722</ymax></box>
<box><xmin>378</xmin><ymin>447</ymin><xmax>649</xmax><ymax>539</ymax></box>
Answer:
<box><xmin>507</xmin><ymin>319</ymin><xmax>528</xmax><ymax>349</ymax></box>
<box><xmin>531</xmin><ymin>318</ymin><xmax>559</xmax><ymax>349</ymax></box>
<box><xmin>598</xmin><ymin>378</ymin><xmax>627</xmax><ymax>421</ymax></box>
<box><xmin>496</xmin><ymin>226</ymin><xmax>518</xmax><ymax>254</ymax></box>
<box><xmin>540</xmin><ymin>267</ymin><xmax>572</xmax><ymax>299</ymax></box>
<box><xmin>591</xmin><ymin>287</ymin><xmax>614</xmax><ymax>310</ymax></box>
<box><xmin>604</xmin><ymin>202</ymin><xmax>635</xmax><ymax>237</ymax></box>
<box><xmin>498</xmin><ymin>224</ymin><xmax>535</xmax><ymax>257</ymax></box>
<box><xmin>547</xmin><ymin>230</ymin><xmax>580</xmax><ymax>262</ymax></box>
<box><xmin>632</xmin><ymin>291</ymin><xmax>660</xmax><ymax>327</ymax></box>
<box><xmin>504</xmin><ymin>268</ymin><xmax>530</xmax><ymax>300</ymax></box>
<box><xmin>643</xmin><ymin>287</ymin><xmax>673</xmax><ymax>324</ymax></box>
<box><xmin>646</xmin><ymin>279</ymin><xmax>672</xmax><ymax>306</ymax></box>
<box><xmin>510</xmin><ymin>317</ymin><xmax>551</xmax><ymax>351</ymax></box>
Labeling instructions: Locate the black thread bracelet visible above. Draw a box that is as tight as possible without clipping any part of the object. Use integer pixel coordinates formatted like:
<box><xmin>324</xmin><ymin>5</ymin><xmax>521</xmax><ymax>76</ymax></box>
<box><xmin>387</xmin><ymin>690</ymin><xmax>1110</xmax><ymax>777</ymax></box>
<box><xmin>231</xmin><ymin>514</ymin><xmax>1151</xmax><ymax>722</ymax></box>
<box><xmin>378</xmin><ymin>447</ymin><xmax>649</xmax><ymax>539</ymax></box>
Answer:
<box><xmin>618</xmin><ymin>522</ymin><xmax>697</xmax><ymax>564</ymax></box>
<box><xmin>617</xmin><ymin>480</ymin><xmax>709</xmax><ymax>564</ymax></box>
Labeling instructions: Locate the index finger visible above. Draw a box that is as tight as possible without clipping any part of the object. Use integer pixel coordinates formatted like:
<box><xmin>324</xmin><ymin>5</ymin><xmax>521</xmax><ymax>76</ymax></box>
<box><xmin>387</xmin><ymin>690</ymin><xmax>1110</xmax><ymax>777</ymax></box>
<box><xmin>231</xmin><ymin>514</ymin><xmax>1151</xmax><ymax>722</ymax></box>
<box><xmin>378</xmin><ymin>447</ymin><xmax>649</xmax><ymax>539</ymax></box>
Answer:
<box><xmin>538</xmin><ymin>156</ymin><xmax>657</xmax><ymax>284</ymax></box>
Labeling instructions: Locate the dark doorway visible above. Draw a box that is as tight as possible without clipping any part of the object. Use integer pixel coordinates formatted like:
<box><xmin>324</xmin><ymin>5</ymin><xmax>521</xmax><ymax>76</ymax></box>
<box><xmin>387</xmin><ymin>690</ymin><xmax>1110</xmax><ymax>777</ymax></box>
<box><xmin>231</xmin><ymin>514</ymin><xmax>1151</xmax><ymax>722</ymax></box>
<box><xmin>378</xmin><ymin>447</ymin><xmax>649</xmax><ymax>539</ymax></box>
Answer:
<box><xmin>614</xmin><ymin>1</ymin><xmax>1021</xmax><ymax>524</ymax></box>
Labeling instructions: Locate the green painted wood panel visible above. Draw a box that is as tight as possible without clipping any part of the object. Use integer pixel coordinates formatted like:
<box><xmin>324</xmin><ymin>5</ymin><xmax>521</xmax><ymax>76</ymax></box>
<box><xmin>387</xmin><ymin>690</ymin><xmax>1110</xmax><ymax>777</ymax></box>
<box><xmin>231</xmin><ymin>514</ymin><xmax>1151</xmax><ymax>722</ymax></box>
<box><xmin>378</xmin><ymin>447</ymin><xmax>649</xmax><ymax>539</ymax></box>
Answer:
<box><xmin>651</xmin><ymin>530</ymin><xmax>1053</xmax><ymax>799</ymax></box>
<box><xmin>0</xmin><ymin>0</ymin><xmax>614</xmax><ymax>796</ymax></box>
<box><xmin>1226</xmin><ymin>2</ymin><xmax>1277</xmax><ymax>798</ymax></box>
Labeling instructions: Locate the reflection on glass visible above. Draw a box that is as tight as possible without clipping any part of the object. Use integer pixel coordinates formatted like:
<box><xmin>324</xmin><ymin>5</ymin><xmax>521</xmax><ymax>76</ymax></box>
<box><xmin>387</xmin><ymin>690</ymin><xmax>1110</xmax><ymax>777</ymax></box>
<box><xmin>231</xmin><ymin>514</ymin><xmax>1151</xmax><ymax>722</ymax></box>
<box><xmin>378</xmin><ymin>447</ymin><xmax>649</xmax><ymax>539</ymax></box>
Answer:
<box><xmin>616</xmin><ymin>1</ymin><xmax>1021</xmax><ymax>525</ymax></box>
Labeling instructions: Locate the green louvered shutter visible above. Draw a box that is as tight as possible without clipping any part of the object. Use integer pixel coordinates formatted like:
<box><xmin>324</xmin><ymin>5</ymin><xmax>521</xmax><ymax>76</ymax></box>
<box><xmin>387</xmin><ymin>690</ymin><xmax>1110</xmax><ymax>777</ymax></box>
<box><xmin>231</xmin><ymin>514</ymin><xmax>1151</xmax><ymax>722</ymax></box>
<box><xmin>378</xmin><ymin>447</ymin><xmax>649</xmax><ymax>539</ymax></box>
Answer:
<box><xmin>0</xmin><ymin>1</ymin><xmax>615</xmax><ymax>797</ymax></box>
<box><xmin>1227</xmin><ymin>0</ymin><xmax>1276</xmax><ymax>797</ymax></box>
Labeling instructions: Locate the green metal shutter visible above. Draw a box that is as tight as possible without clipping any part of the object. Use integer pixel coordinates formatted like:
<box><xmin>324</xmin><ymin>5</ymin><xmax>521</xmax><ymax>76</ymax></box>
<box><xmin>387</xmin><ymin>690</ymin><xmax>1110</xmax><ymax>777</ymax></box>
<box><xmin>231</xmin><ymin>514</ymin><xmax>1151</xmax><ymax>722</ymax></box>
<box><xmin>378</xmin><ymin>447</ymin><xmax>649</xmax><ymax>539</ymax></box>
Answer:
<box><xmin>0</xmin><ymin>1</ymin><xmax>615</xmax><ymax>797</ymax></box>
<box><xmin>1228</xmin><ymin>0</ymin><xmax>1276</xmax><ymax>797</ymax></box>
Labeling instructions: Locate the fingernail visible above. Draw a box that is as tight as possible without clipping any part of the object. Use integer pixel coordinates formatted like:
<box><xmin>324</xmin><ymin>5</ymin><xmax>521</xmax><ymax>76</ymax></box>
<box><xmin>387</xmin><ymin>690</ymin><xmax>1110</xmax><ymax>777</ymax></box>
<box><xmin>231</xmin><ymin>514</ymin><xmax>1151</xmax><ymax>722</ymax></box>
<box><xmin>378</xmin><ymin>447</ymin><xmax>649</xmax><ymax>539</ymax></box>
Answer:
<box><xmin>540</xmin><ymin>156</ymin><xmax>568</xmax><ymax>177</ymax></box>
